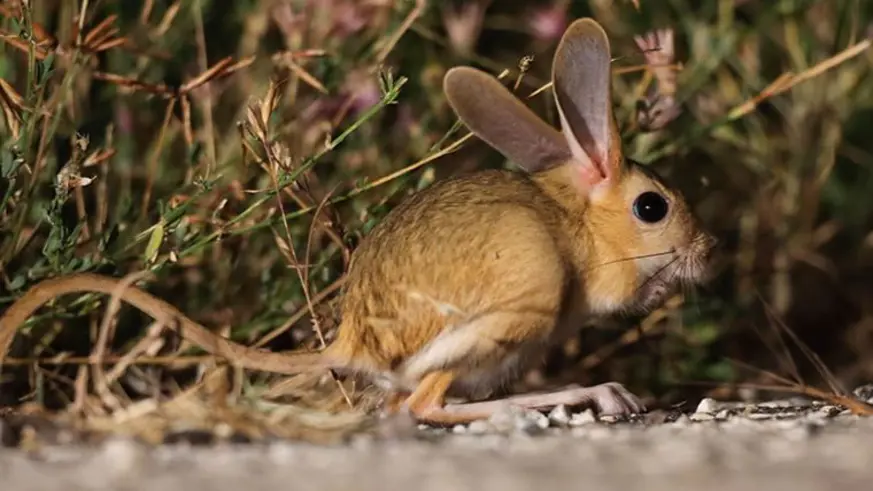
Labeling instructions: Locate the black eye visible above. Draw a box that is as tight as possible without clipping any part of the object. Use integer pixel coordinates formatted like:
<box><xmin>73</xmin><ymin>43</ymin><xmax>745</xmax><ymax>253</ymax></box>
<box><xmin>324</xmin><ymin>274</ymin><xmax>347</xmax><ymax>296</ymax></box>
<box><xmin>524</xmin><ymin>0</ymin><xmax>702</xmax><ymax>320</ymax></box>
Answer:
<box><xmin>632</xmin><ymin>191</ymin><xmax>669</xmax><ymax>223</ymax></box>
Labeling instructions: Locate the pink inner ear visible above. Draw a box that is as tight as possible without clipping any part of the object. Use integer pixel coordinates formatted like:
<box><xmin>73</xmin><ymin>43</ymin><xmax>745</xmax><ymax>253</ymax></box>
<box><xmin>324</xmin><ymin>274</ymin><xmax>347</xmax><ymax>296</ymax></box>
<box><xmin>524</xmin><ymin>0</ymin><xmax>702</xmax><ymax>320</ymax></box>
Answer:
<box><xmin>559</xmin><ymin>135</ymin><xmax>608</xmax><ymax>189</ymax></box>
<box><xmin>572</xmin><ymin>156</ymin><xmax>611</xmax><ymax>194</ymax></box>
<box><xmin>576</xmin><ymin>160</ymin><xmax>606</xmax><ymax>189</ymax></box>
<box><xmin>554</xmin><ymin>93</ymin><xmax>610</xmax><ymax>192</ymax></box>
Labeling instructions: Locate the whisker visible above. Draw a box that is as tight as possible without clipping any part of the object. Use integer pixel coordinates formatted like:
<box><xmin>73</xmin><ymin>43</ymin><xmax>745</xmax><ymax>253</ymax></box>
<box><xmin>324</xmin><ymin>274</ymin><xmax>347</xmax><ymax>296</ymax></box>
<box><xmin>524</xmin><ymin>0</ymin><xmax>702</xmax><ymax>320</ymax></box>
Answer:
<box><xmin>634</xmin><ymin>255</ymin><xmax>680</xmax><ymax>297</ymax></box>
<box><xmin>585</xmin><ymin>248</ymin><xmax>677</xmax><ymax>272</ymax></box>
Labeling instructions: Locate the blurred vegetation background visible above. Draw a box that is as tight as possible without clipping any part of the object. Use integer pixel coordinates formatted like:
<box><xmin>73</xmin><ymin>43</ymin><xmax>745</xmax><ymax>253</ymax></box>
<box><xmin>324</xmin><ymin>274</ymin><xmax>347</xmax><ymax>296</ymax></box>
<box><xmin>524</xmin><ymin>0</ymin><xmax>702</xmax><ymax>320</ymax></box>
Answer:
<box><xmin>1</xmin><ymin>0</ymin><xmax>873</xmax><ymax>419</ymax></box>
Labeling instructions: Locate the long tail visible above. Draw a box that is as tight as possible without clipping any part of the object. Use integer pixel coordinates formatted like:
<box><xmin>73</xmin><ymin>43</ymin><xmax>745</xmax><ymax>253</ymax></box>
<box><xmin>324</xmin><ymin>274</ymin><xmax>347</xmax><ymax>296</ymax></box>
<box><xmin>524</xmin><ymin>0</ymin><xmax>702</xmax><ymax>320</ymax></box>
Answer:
<box><xmin>0</xmin><ymin>273</ymin><xmax>333</xmax><ymax>374</ymax></box>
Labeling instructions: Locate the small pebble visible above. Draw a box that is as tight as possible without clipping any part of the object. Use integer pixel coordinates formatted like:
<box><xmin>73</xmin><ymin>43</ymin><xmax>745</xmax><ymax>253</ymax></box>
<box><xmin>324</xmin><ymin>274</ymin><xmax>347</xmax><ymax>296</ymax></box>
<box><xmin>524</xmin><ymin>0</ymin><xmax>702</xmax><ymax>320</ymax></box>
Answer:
<box><xmin>488</xmin><ymin>404</ymin><xmax>524</xmax><ymax>433</ymax></box>
<box><xmin>548</xmin><ymin>405</ymin><xmax>571</xmax><ymax>427</ymax></box>
<box><xmin>852</xmin><ymin>383</ymin><xmax>873</xmax><ymax>403</ymax></box>
<box><xmin>695</xmin><ymin>397</ymin><xmax>720</xmax><ymax>414</ymax></box>
<box><xmin>818</xmin><ymin>405</ymin><xmax>841</xmax><ymax>418</ymax></box>
<box><xmin>517</xmin><ymin>410</ymin><xmax>549</xmax><ymax>434</ymax></box>
<box><xmin>690</xmin><ymin>412</ymin><xmax>715</xmax><ymax>422</ymax></box>
<box><xmin>99</xmin><ymin>437</ymin><xmax>147</xmax><ymax>476</ymax></box>
<box><xmin>514</xmin><ymin>418</ymin><xmax>541</xmax><ymax>435</ymax></box>
<box><xmin>758</xmin><ymin>400</ymin><xmax>793</xmax><ymax>409</ymax></box>
<box><xmin>467</xmin><ymin>420</ymin><xmax>493</xmax><ymax>435</ymax></box>
<box><xmin>452</xmin><ymin>424</ymin><xmax>468</xmax><ymax>434</ymax></box>
<box><xmin>715</xmin><ymin>409</ymin><xmax>731</xmax><ymax>421</ymax></box>
<box><xmin>599</xmin><ymin>415</ymin><xmax>619</xmax><ymax>424</ymax></box>
<box><xmin>787</xmin><ymin>396</ymin><xmax>815</xmax><ymax>408</ymax></box>
<box><xmin>641</xmin><ymin>410</ymin><xmax>672</xmax><ymax>425</ymax></box>
<box><xmin>569</xmin><ymin>409</ymin><xmax>597</xmax><ymax>427</ymax></box>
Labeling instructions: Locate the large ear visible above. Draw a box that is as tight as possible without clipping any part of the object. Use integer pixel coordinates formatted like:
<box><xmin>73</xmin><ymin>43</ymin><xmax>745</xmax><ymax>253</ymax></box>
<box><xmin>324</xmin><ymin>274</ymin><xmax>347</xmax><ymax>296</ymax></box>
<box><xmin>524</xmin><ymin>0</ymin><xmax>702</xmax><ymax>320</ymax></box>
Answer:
<box><xmin>551</xmin><ymin>18</ymin><xmax>624</xmax><ymax>188</ymax></box>
<box><xmin>443</xmin><ymin>66</ymin><xmax>571</xmax><ymax>173</ymax></box>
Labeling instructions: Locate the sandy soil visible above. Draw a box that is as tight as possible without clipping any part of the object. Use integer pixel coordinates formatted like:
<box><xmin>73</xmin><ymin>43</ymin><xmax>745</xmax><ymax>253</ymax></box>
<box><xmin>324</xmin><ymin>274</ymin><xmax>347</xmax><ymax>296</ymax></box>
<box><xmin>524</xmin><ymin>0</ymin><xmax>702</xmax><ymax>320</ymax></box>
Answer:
<box><xmin>2</xmin><ymin>402</ymin><xmax>872</xmax><ymax>491</ymax></box>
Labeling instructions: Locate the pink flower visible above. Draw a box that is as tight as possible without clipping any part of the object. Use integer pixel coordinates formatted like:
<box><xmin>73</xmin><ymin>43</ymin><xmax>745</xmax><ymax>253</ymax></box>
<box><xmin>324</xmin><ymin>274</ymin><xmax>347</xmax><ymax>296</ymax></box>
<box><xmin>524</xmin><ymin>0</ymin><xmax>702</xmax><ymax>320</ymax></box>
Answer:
<box><xmin>343</xmin><ymin>70</ymin><xmax>381</xmax><ymax>115</ymax></box>
<box><xmin>442</xmin><ymin>1</ymin><xmax>491</xmax><ymax>55</ymax></box>
<box><xmin>528</xmin><ymin>2</ymin><xmax>568</xmax><ymax>43</ymax></box>
<box><xmin>332</xmin><ymin>1</ymin><xmax>368</xmax><ymax>37</ymax></box>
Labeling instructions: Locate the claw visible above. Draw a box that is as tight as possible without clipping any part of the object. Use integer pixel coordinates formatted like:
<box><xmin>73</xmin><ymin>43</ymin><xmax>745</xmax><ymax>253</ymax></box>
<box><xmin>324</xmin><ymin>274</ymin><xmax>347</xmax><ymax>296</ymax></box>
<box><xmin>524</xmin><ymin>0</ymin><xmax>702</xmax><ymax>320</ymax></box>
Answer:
<box><xmin>584</xmin><ymin>382</ymin><xmax>647</xmax><ymax>416</ymax></box>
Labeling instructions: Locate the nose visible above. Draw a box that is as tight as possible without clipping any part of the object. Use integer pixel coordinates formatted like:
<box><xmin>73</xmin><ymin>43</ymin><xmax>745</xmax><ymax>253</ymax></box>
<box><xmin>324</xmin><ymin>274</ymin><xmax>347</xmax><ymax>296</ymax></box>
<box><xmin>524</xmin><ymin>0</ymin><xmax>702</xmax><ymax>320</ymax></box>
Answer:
<box><xmin>704</xmin><ymin>233</ymin><xmax>719</xmax><ymax>250</ymax></box>
<box><xmin>692</xmin><ymin>232</ymin><xmax>718</xmax><ymax>257</ymax></box>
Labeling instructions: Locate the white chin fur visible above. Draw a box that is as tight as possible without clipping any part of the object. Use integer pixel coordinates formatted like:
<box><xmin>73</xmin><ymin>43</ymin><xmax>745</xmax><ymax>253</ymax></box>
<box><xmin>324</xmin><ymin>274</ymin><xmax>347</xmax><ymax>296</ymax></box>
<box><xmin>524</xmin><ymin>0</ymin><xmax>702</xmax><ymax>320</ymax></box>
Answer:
<box><xmin>630</xmin><ymin>253</ymin><xmax>706</xmax><ymax>312</ymax></box>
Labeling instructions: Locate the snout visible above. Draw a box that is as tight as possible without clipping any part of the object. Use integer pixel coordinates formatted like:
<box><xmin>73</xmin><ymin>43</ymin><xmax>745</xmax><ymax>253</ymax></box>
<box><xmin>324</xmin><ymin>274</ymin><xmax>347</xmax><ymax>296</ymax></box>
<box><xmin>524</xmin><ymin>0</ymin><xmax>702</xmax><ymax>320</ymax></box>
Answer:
<box><xmin>698</xmin><ymin>232</ymin><xmax>718</xmax><ymax>256</ymax></box>
<box><xmin>684</xmin><ymin>231</ymin><xmax>719</xmax><ymax>282</ymax></box>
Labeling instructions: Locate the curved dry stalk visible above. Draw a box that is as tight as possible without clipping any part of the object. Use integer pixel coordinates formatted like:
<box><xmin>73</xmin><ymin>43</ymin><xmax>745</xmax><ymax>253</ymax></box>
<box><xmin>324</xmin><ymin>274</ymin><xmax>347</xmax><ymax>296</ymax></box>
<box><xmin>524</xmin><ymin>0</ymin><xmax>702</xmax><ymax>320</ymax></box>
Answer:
<box><xmin>2</xmin><ymin>353</ymin><xmax>217</xmax><ymax>367</ymax></box>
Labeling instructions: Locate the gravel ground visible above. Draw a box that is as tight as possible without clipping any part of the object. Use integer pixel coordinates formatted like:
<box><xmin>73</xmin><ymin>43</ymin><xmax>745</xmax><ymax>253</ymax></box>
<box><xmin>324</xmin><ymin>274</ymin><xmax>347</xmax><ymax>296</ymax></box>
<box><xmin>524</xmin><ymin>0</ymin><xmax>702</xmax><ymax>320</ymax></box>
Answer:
<box><xmin>2</xmin><ymin>397</ymin><xmax>873</xmax><ymax>491</ymax></box>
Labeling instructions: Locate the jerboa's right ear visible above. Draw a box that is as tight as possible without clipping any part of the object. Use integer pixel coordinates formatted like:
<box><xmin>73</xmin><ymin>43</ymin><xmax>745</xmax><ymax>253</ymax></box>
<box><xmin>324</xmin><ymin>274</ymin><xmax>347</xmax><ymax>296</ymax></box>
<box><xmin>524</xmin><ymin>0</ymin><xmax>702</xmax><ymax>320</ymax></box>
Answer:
<box><xmin>443</xmin><ymin>66</ymin><xmax>571</xmax><ymax>173</ymax></box>
<box><xmin>551</xmin><ymin>18</ymin><xmax>624</xmax><ymax>189</ymax></box>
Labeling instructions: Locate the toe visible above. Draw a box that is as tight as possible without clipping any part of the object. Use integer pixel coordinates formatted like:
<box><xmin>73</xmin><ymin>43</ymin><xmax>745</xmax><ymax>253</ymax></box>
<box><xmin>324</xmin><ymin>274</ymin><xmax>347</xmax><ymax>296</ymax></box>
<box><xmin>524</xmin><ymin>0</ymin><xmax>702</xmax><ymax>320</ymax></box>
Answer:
<box><xmin>593</xmin><ymin>382</ymin><xmax>646</xmax><ymax>416</ymax></box>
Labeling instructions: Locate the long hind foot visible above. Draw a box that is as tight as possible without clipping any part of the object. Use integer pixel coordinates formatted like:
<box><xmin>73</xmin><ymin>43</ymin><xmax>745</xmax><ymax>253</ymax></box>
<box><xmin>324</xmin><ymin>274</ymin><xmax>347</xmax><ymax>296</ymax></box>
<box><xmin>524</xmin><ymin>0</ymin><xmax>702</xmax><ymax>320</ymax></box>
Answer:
<box><xmin>409</xmin><ymin>382</ymin><xmax>646</xmax><ymax>425</ymax></box>
<box><xmin>441</xmin><ymin>382</ymin><xmax>646</xmax><ymax>418</ymax></box>
<box><xmin>402</xmin><ymin>382</ymin><xmax>646</xmax><ymax>425</ymax></box>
